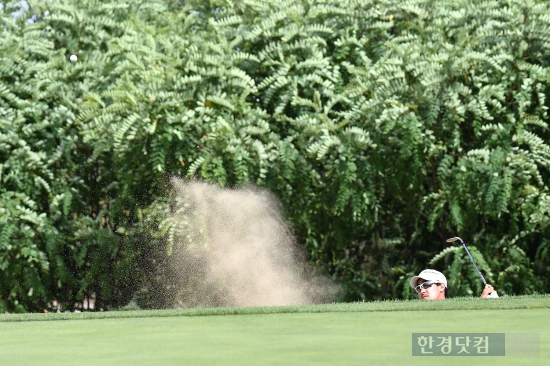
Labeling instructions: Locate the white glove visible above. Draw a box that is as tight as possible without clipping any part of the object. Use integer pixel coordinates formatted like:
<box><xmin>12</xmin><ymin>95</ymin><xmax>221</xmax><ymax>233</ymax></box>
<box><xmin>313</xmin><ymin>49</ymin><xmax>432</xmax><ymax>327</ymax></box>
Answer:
<box><xmin>486</xmin><ymin>291</ymin><xmax>499</xmax><ymax>298</ymax></box>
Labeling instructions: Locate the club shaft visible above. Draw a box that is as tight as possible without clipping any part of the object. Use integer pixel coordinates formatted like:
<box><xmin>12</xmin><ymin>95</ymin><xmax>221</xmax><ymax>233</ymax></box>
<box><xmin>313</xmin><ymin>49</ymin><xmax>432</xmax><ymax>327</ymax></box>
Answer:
<box><xmin>457</xmin><ymin>238</ymin><xmax>487</xmax><ymax>285</ymax></box>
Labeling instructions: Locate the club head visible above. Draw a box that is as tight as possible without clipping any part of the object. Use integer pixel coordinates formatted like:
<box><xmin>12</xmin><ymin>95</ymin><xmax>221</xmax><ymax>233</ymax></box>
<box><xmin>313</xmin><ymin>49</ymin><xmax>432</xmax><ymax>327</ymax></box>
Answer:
<box><xmin>446</xmin><ymin>237</ymin><xmax>463</xmax><ymax>243</ymax></box>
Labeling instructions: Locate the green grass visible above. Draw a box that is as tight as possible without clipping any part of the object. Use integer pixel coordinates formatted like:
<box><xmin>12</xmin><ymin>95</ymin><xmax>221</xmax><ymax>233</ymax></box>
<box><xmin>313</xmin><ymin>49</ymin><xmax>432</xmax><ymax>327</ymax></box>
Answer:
<box><xmin>1</xmin><ymin>294</ymin><xmax>549</xmax><ymax>322</ymax></box>
<box><xmin>0</xmin><ymin>296</ymin><xmax>547</xmax><ymax>365</ymax></box>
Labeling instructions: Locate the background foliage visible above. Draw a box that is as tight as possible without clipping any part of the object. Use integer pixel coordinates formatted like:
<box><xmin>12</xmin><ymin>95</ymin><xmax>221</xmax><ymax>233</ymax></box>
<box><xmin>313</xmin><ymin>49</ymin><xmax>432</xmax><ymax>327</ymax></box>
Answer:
<box><xmin>2</xmin><ymin>0</ymin><xmax>550</xmax><ymax>312</ymax></box>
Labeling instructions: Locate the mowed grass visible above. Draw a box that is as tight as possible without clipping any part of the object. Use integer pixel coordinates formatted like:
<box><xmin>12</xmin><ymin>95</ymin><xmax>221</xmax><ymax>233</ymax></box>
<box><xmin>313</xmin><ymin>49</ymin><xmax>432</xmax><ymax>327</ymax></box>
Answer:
<box><xmin>0</xmin><ymin>295</ymin><xmax>548</xmax><ymax>366</ymax></box>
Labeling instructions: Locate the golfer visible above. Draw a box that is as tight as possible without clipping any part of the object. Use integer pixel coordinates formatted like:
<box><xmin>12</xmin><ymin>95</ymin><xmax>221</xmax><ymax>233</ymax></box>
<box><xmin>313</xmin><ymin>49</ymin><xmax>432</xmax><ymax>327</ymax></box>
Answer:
<box><xmin>410</xmin><ymin>269</ymin><xmax>497</xmax><ymax>300</ymax></box>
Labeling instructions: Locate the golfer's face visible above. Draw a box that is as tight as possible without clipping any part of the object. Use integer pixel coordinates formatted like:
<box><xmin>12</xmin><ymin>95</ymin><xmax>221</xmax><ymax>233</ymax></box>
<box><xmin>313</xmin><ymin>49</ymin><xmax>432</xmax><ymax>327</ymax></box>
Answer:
<box><xmin>417</xmin><ymin>278</ymin><xmax>445</xmax><ymax>300</ymax></box>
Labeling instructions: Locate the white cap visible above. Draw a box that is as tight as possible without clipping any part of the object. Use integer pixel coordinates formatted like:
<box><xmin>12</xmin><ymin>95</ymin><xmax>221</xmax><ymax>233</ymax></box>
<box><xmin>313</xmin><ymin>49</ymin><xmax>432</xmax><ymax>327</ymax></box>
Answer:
<box><xmin>410</xmin><ymin>269</ymin><xmax>447</xmax><ymax>289</ymax></box>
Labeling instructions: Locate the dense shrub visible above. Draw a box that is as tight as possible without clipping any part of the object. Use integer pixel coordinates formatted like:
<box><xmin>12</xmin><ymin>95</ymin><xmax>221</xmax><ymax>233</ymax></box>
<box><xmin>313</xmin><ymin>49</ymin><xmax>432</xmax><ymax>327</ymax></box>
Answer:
<box><xmin>2</xmin><ymin>0</ymin><xmax>550</xmax><ymax>311</ymax></box>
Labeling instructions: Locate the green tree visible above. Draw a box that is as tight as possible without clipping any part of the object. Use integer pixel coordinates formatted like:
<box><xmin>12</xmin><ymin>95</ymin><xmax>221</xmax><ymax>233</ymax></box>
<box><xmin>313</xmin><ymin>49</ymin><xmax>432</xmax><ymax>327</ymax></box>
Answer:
<box><xmin>2</xmin><ymin>0</ymin><xmax>550</xmax><ymax>312</ymax></box>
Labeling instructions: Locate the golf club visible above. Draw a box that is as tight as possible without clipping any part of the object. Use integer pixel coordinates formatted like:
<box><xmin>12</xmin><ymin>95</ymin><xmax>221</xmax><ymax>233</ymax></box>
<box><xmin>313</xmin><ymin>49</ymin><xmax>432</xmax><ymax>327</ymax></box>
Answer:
<box><xmin>446</xmin><ymin>236</ymin><xmax>487</xmax><ymax>285</ymax></box>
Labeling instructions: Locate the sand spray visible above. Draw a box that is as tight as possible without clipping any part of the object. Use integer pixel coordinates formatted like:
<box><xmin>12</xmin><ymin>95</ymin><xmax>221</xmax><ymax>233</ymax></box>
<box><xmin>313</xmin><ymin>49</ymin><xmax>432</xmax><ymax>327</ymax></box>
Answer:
<box><xmin>156</xmin><ymin>178</ymin><xmax>339</xmax><ymax>308</ymax></box>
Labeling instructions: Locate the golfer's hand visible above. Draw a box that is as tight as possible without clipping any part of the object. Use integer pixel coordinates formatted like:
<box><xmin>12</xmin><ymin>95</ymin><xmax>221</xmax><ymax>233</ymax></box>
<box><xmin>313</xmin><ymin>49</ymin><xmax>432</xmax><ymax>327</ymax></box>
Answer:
<box><xmin>480</xmin><ymin>284</ymin><xmax>495</xmax><ymax>298</ymax></box>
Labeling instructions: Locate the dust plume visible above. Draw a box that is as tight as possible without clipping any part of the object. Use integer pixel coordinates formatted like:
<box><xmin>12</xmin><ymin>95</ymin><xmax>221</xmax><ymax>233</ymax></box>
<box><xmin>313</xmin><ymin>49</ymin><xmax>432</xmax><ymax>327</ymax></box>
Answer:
<box><xmin>163</xmin><ymin>178</ymin><xmax>338</xmax><ymax>308</ymax></box>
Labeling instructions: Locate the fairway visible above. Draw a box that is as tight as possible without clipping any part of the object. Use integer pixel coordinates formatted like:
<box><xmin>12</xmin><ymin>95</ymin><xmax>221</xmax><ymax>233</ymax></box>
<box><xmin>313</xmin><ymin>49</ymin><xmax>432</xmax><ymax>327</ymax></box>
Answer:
<box><xmin>0</xmin><ymin>297</ymin><xmax>547</xmax><ymax>365</ymax></box>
